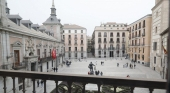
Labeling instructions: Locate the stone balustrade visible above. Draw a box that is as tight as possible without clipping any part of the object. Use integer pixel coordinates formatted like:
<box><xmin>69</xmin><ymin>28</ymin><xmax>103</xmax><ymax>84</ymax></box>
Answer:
<box><xmin>0</xmin><ymin>70</ymin><xmax>166</xmax><ymax>93</ymax></box>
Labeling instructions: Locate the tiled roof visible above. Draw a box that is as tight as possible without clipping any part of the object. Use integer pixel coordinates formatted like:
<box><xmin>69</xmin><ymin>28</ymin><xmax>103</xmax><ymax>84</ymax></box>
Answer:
<box><xmin>21</xmin><ymin>20</ymin><xmax>33</xmax><ymax>24</ymax></box>
<box><xmin>7</xmin><ymin>14</ymin><xmax>22</xmax><ymax>19</ymax></box>
<box><xmin>43</xmin><ymin>16</ymin><xmax>60</xmax><ymax>24</ymax></box>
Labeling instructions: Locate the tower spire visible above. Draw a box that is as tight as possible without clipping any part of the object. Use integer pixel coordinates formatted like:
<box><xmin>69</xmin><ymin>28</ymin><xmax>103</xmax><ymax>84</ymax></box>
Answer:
<box><xmin>51</xmin><ymin>0</ymin><xmax>56</xmax><ymax>16</ymax></box>
<box><xmin>52</xmin><ymin>0</ymin><xmax>55</xmax><ymax>8</ymax></box>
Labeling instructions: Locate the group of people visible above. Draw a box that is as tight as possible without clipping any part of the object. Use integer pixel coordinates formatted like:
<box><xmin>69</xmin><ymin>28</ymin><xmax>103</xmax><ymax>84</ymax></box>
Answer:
<box><xmin>52</xmin><ymin>67</ymin><xmax>58</xmax><ymax>72</ymax></box>
<box><xmin>129</xmin><ymin>63</ymin><xmax>136</xmax><ymax>69</ymax></box>
<box><xmin>37</xmin><ymin>80</ymin><xmax>44</xmax><ymax>88</ymax></box>
<box><xmin>88</xmin><ymin>62</ymin><xmax>103</xmax><ymax>76</ymax></box>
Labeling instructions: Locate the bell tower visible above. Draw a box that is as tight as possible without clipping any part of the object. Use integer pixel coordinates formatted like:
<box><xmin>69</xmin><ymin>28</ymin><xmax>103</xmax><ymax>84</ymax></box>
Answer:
<box><xmin>51</xmin><ymin>0</ymin><xmax>56</xmax><ymax>16</ymax></box>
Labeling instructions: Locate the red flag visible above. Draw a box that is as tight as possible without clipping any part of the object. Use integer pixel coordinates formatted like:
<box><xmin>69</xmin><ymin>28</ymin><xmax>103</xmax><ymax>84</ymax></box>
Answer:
<box><xmin>52</xmin><ymin>49</ymin><xmax>56</xmax><ymax>59</ymax></box>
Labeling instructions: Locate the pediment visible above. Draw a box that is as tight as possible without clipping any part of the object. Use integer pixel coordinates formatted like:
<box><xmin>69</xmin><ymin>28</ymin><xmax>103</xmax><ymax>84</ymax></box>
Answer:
<box><xmin>12</xmin><ymin>41</ymin><xmax>23</xmax><ymax>47</ymax></box>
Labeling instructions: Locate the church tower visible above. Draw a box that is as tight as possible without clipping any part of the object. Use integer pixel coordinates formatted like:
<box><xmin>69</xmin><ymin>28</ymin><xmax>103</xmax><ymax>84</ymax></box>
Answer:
<box><xmin>43</xmin><ymin>0</ymin><xmax>63</xmax><ymax>41</ymax></box>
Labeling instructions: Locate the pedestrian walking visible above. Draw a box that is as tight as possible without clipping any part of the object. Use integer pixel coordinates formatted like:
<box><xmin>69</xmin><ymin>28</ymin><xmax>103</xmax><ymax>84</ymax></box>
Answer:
<box><xmin>100</xmin><ymin>71</ymin><xmax>103</xmax><ymax>76</ymax></box>
<box><xmin>41</xmin><ymin>80</ymin><xmax>44</xmax><ymax>87</ymax></box>
<box><xmin>95</xmin><ymin>71</ymin><xmax>98</xmax><ymax>75</ymax></box>
<box><xmin>101</xmin><ymin>61</ymin><xmax>102</xmax><ymax>65</ymax></box>
<box><xmin>117</xmin><ymin>63</ymin><xmax>119</xmax><ymax>67</ymax></box>
<box><xmin>37</xmin><ymin>80</ymin><xmax>39</xmax><ymax>87</ymax></box>
<box><xmin>56</xmin><ymin>67</ymin><xmax>58</xmax><ymax>72</ymax></box>
<box><xmin>134</xmin><ymin>64</ymin><xmax>136</xmax><ymax>69</ymax></box>
<box><xmin>53</xmin><ymin>67</ymin><xmax>56</xmax><ymax>72</ymax></box>
<box><xmin>127</xmin><ymin>75</ymin><xmax>130</xmax><ymax>77</ymax></box>
<box><xmin>97</xmin><ymin>70</ymin><xmax>100</xmax><ymax>75</ymax></box>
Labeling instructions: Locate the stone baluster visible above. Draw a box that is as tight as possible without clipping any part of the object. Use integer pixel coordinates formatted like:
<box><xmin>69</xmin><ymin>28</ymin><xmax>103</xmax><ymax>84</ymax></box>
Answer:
<box><xmin>97</xmin><ymin>84</ymin><xmax>101</xmax><ymax>93</ymax></box>
<box><xmin>32</xmin><ymin>79</ymin><xmax>36</xmax><ymax>93</ymax></box>
<box><xmin>44</xmin><ymin>80</ymin><xmax>47</xmax><ymax>93</ymax></box>
<box><xmin>12</xmin><ymin>77</ymin><xmax>16</xmax><ymax>93</ymax></box>
<box><xmin>131</xmin><ymin>87</ymin><xmax>134</xmax><ymax>93</ymax></box>
<box><xmin>22</xmin><ymin>78</ymin><xmax>26</xmax><ymax>93</ymax></box>
<box><xmin>149</xmin><ymin>88</ymin><xmax>154</xmax><ymax>93</ymax></box>
<box><xmin>3</xmin><ymin>76</ymin><xmax>7</xmax><ymax>93</ymax></box>
<box><xmin>67</xmin><ymin>81</ymin><xmax>72</xmax><ymax>93</ymax></box>
<box><xmin>113</xmin><ymin>86</ymin><xmax>117</xmax><ymax>93</ymax></box>
<box><xmin>82</xmin><ymin>83</ymin><xmax>86</xmax><ymax>93</ymax></box>
<box><xmin>55</xmin><ymin>80</ymin><xmax>58</xmax><ymax>93</ymax></box>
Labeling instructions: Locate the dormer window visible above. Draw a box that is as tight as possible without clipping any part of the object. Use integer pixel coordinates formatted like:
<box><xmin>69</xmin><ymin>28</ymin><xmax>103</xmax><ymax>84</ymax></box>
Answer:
<box><xmin>51</xmin><ymin>18</ymin><xmax>53</xmax><ymax>21</ymax></box>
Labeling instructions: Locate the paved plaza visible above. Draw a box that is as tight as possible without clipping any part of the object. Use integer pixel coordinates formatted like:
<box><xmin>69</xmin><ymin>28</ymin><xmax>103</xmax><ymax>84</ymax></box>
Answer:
<box><xmin>23</xmin><ymin>58</ymin><xmax>165</xmax><ymax>93</ymax></box>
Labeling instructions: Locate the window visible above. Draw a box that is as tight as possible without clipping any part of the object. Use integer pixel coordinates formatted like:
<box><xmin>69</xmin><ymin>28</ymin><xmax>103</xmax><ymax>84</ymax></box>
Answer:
<box><xmin>110</xmin><ymin>38</ymin><xmax>113</xmax><ymax>42</ymax></box>
<box><xmin>81</xmin><ymin>47</ymin><xmax>83</xmax><ymax>51</ymax></box>
<box><xmin>155</xmin><ymin>27</ymin><xmax>157</xmax><ymax>33</ymax></box>
<box><xmin>99</xmin><ymin>51</ymin><xmax>101</xmax><ymax>55</ymax></box>
<box><xmin>81</xmin><ymin>30</ymin><xmax>83</xmax><ymax>33</ymax></box>
<box><xmin>143</xmin><ymin>20</ymin><xmax>145</xmax><ymax>27</ymax></box>
<box><xmin>99</xmin><ymin>44</ymin><xmax>101</xmax><ymax>49</ymax></box>
<box><xmin>51</xmin><ymin>18</ymin><xmax>53</xmax><ymax>21</ymax></box>
<box><xmin>75</xmin><ymin>40</ymin><xmax>77</xmax><ymax>44</ymax></box>
<box><xmin>69</xmin><ymin>40</ymin><xmax>71</xmax><ymax>44</ymax></box>
<box><xmin>75</xmin><ymin>53</ymin><xmax>77</xmax><ymax>57</ymax></box>
<box><xmin>122</xmin><ymin>32</ymin><xmax>125</xmax><ymax>37</ymax></box>
<box><xmin>75</xmin><ymin>35</ymin><xmax>77</xmax><ymax>39</ymax></box>
<box><xmin>153</xmin><ymin>42</ymin><xmax>157</xmax><ymax>50</ymax></box>
<box><xmin>143</xmin><ymin>48</ymin><xmax>144</xmax><ymax>53</ymax></box>
<box><xmin>104</xmin><ymin>25</ymin><xmax>106</xmax><ymax>27</ymax></box>
<box><xmin>139</xmin><ymin>22</ymin><xmax>141</xmax><ymax>29</ymax></box>
<box><xmin>98</xmin><ymin>38</ymin><xmax>101</xmax><ymax>43</ymax></box>
<box><xmin>117</xmin><ymin>38</ymin><xmax>120</xmax><ymax>42</ymax></box>
<box><xmin>117</xmin><ymin>33</ymin><xmax>120</xmax><ymax>37</ymax></box>
<box><xmin>104</xmin><ymin>44</ymin><xmax>106</xmax><ymax>49</ymax></box>
<box><xmin>110</xmin><ymin>33</ymin><xmax>113</xmax><ymax>37</ymax></box>
<box><xmin>116</xmin><ymin>44</ymin><xmax>120</xmax><ymax>49</ymax></box>
<box><xmin>75</xmin><ymin>47</ymin><xmax>77</xmax><ymax>51</ymax></box>
<box><xmin>104</xmin><ymin>32</ymin><xmax>107</xmax><ymax>37</ymax></box>
<box><xmin>75</xmin><ymin>30</ymin><xmax>77</xmax><ymax>33</ymax></box>
<box><xmin>44</xmin><ymin>49</ymin><xmax>46</xmax><ymax>57</ymax></box>
<box><xmin>63</xmin><ymin>30</ymin><xmax>65</xmax><ymax>33</ymax></box>
<box><xmin>81</xmin><ymin>40</ymin><xmax>83</xmax><ymax>44</ymax></box>
<box><xmin>161</xmin><ymin>58</ymin><xmax>162</xmax><ymax>66</ymax></box>
<box><xmin>142</xmin><ymin>55</ymin><xmax>144</xmax><ymax>60</ymax></box>
<box><xmin>98</xmin><ymin>32</ymin><xmax>101</xmax><ymax>37</ymax></box>
<box><xmin>69</xmin><ymin>47</ymin><xmax>71</xmax><ymax>51</ymax></box>
<box><xmin>69</xmin><ymin>35</ymin><xmax>71</xmax><ymax>38</ymax></box>
<box><xmin>81</xmin><ymin>35</ymin><xmax>83</xmax><ymax>39</ymax></box>
<box><xmin>135</xmin><ymin>24</ymin><xmax>137</xmax><ymax>30</ymax></box>
<box><xmin>63</xmin><ymin>35</ymin><xmax>65</xmax><ymax>40</ymax></box>
<box><xmin>69</xmin><ymin>30</ymin><xmax>71</xmax><ymax>33</ymax></box>
<box><xmin>69</xmin><ymin>53</ymin><xmax>71</xmax><ymax>57</ymax></box>
<box><xmin>154</xmin><ymin>57</ymin><xmax>156</xmax><ymax>64</ymax></box>
<box><xmin>104</xmin><ymin>38</ymin><xmax>106</xmax><ymax>42</ymax></box>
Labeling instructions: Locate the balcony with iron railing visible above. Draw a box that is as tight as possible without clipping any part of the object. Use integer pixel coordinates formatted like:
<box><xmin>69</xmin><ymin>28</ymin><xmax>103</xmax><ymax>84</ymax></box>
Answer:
<box><xmin>74</xmin><ymin>43</ymin><xmax>78</xmax><ymax>45</ymax></box>
<box><xmin>103</xmin><ymin>41</ymin><xmax>107</xmax><ymax>43</ymax></box>
<box><xmin>68</xmin><ymin>37</ymin><xmax>71</xmax><ymax>39</ymax></box>
<box><xmin>98</xmin><ymin>35</ymin><xmax>101</xmax><ymax>37</ymax></box>
<box><xmin>116</xmin><ymin>41</ymin><xmax>120</xmax><ymax>43</ymax></box>
<box><xmin>142</xmin><ymin>33</ymin><xmax>145</xmax><ymax>37</ymax></box>
<box><xmin>80</xmin><ymin>43</ymin><xmax>84</xmax><ymax>45</ymax></box>
<box><xmin>74</xmin><ymin>37</ymin><xmax>77</xmax><ymax>40</ymax></box>
<box><xmin>122</xmin><ymin>41</ymin><xmax>126</xmax><ymax>43</ymax></box>
<box><xmin>109</xmin><ymin>41</ymin><xmax>114</xmax><ymax>43</ymax></box>
<box><xmin>98</xmin><ymin>41</ymin><xmax>102</xmax><ymax>43</ymax></box>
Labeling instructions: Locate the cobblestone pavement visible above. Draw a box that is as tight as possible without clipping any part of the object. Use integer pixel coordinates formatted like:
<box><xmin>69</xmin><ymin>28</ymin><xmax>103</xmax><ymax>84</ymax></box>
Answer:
<box><xmin>25</xmin><ymin>58</ymin><xmax>166</xmax><ymax>93</ymax></box>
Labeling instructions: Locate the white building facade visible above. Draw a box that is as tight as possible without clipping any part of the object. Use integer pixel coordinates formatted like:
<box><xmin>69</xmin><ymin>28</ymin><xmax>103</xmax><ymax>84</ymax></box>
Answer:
<box><xmin>92</xmin><ymin>22</ymin><xmax>128</xmax><ymax>58</ymax></box>
<box><xmin>63</xmin><ymin>24</ymin><xmax>87</xmax><ymax>60</ymax></box>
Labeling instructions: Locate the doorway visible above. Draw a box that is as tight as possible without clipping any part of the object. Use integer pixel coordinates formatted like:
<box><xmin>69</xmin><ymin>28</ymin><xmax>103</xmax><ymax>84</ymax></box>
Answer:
<box><xmin>110</xmin><ymin>51</ymin><xmax>113</xmax><ymax>57</ymax></box>
<box><xmin>135</xmin><ymin>54</ymin><xmax>137</xmax><ymax>62</ymax></box>
<box><xmin>14</xmin><ymin>50</ymin><xmax>20</xmax><ymax>66</ymax></box>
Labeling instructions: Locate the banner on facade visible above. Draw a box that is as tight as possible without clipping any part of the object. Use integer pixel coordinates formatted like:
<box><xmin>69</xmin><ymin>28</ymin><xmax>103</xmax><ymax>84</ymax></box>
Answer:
<box><xmin>52</xmin><ymin>49</ymin><xmax>56</xmax><ymax>59</ymax></box>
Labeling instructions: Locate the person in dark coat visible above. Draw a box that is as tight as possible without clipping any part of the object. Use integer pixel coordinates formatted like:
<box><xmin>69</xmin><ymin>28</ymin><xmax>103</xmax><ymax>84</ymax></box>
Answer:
<box><xmin>117</xmin><ymin>63</ymin><xmax>119</xmax><ymax>67</ymax></box>
<box><xmin>53</xmin><ymin>67</ymin><xmax>56</xmax><ymax>72</ymax></box>
<box><xmin>41</xmin><ymin>80</ymin><xmax>44</xmax><ymax>87</ymax></box>
<box><xmin>97</xmin><ymin>70</ymin><xmax>100</xmax><ymax>75</ymax></box>
<box><xmin>100</xmin><ymin>71</ymin><xmax>103</xmax><ymax>76</ymax></box>
<box><xmin>56</xmin><ymin>67</ymin><xmax>58</xmax><ymax>72</ymax></box>
<box><xmin>37</xmin><ymin>80</ymin><xmax>39</xmax><ymax>87</ymax></box>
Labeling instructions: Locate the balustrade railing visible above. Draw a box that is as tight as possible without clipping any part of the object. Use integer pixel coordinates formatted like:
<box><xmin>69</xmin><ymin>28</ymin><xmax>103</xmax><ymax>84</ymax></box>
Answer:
<box><xmin>0</xmin><ymin>70</ymin><xmax>166</xmax><ymax>93</ymax></box>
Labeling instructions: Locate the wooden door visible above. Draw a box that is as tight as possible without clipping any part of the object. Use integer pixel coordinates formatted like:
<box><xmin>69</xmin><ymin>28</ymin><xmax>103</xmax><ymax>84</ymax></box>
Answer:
<box><xmin>14</xmin><ymin>50</ymin><xmax>20</xmax><ymax>66</ymax></box>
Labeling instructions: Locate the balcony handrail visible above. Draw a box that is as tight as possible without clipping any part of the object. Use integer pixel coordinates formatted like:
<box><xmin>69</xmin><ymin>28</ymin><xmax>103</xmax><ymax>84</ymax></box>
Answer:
<box><xmin>0</xmin><ymin>70</ymin><xmax>166</xmax><ymax>93</ymax></box>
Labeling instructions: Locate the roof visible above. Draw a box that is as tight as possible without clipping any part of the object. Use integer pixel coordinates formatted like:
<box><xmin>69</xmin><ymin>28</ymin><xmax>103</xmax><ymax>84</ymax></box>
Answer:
<box><xmin>128</xmin><ymin>14</ymin><xmax>152</xmax><ymax>26</ymax></box>
<box><xmin>21</xmin><ymin>20</ymin><xmax>33</xmax><ymax>24</ymax></box>
<box><xmin>2</xmin><ymin>18</ymin><xmax>57</xmax><ymax>42</ymax></box>
<box><xmin>39</xmin><ymin>26</ymin><xmax>46</xmax><ymax>31</ymax></box>
<box><xmin>43</xmin><ymin>16</ymin><xmax>60</xmax><ymax>25</ymax></box>
<box><xmin>7</xmin><ymin>14</ymin><xmax>22</xmax><ymax>19</ymax></box>
<box><xmin>63</xmin><ymin>24</ymin><xmax>86</xmax><ymax>29</ymax></box>
<box><xmin>103</xmin><ymin>22</ymin><xmax>125</xmax><ymax>25</ymax></box>
<box><xmin>31</xmin><ymin>24</ymin><xmax>40</xmax><ymax>28</ymax></box>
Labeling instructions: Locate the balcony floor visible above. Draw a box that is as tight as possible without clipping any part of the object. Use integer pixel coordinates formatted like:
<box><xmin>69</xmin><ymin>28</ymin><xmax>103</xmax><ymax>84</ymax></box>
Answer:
<box><xmin>0</xmin><ymin>58</ymin><xmax>166</xmax><ymax>93</ymax></box>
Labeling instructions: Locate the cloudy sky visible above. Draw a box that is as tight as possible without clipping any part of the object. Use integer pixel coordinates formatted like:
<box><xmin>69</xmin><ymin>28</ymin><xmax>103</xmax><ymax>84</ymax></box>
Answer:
<box><xmin>7</xmin><ymin>0</ymin><xmax>155</xmax><ymax>36</ymax></box>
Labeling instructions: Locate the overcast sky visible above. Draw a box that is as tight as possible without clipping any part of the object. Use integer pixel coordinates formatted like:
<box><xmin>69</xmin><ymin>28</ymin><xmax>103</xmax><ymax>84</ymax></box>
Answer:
<box><xmin>7</xmin><ymin>0</ymin><xmax>155</xmax><ymax>36</ymax></box>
